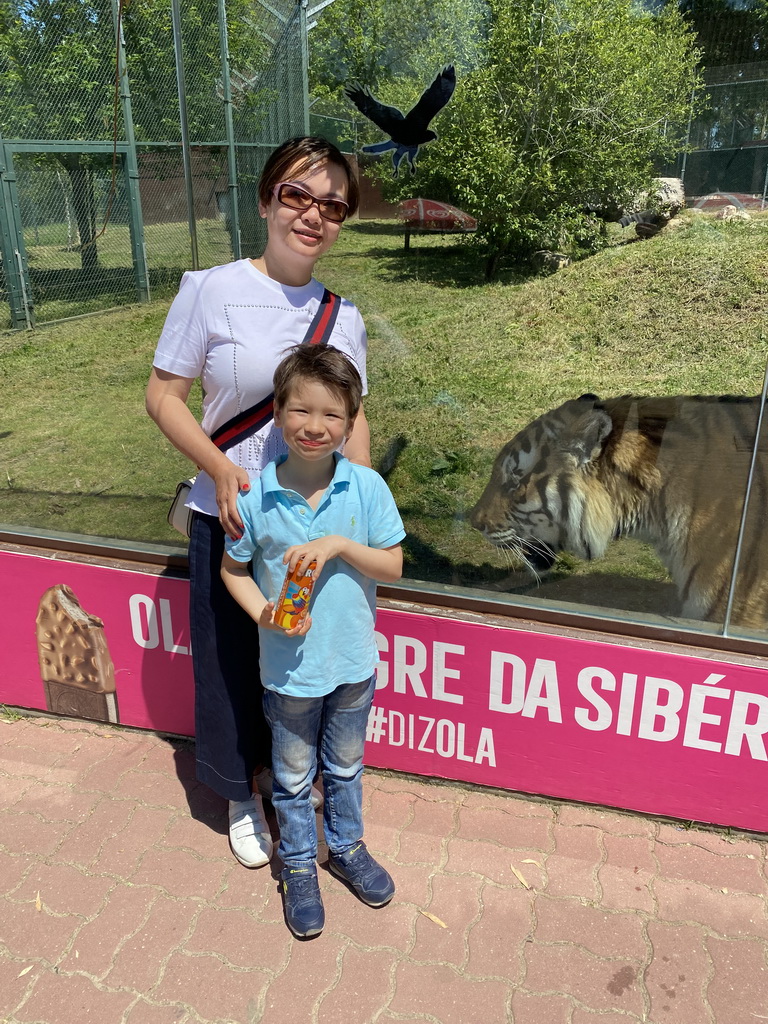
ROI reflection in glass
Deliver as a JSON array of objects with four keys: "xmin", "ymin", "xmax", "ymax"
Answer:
[{"xmin": 468, "ymin": 389, "xmax": 767, "ymax": 637}]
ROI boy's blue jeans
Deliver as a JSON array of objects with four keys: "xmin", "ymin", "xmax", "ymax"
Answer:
[{"xmin": 263, "ymin": 675, "xmax": 376, "ymax": 869}]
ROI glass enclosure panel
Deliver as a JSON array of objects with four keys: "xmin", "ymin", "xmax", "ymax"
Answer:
[
  {"xmin": 347, "ymin": 229, "xmax": 768, "ymax": 640},
  {"xmin": 1, "ymin": 0, "xmax": 766, "ymax": 648}
]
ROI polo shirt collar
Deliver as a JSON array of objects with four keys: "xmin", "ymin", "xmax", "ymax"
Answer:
[{"xmin": 261, "ymin": 451, "xmax": 352, "ymax": 496}]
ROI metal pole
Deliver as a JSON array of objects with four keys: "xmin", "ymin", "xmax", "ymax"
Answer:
[
  {"xmin": 217, "ymin": 0, "xmax": 241, "ymax": 260},
  {"xmin": 307, "ymin": 0, "xmax": 337, "ymax": 22},
  {"xmin": 111, "ymin": 0, "xmax": 149, "ymax": 302},
  {"xmin": 14, "ymin": 249, "xmax": 32, "ymax": 329},
  {"xmin": 171, "ymin": 0, "xmax": 199, "ymax": 271},
  {"xmin": 299, "ymin": 0, "xmax": 310, "ymax": 136},
  {"xmin": 0, "ymin": 137, "xmax": 33, "ymax": 328},
  {"xmin": 722, "ymin": 354, "xmax": 768, "ymax": 637},
  {"xmin": 679, "ymin": 85, "xmax": 695, "ymax": 186}
]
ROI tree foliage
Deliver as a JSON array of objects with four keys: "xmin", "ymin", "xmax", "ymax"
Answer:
[
  {"xmin": 309, "ymin": 0, "xmax": 488, "ymax": 117},
  {"xmin": 677, "ymin": 0, "xmax": 768, "ymax": 66},
  {"xmin": 368, "ymin": 0, "xmax": 702, "ymax": 276},
  {"xmin": 0, "ymin": 0, "xmax": 269, "ymax": 141},
  {"xmin": 0, "ymin": 0, "xmax": 268, "ymax": 267}
]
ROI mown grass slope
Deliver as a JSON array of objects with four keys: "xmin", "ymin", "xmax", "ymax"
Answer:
[{"xmin": 2, "ymin": 210, "xmax": 766, "ymax": 620}]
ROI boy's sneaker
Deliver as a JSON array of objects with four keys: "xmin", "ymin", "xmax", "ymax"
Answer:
[
  {"xmin": 280, "ymin": 865, "xmax": 325, "ymax": 938},
  {"xmin": 328, "ymin": 841, "xmax": 395, "ymax": 907}
]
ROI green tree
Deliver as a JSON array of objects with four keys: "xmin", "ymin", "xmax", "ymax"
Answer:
[
  {"xmin": 309, "ymin": 0, "xmax": 488, "ymax": 119},
  {"xmin": 364, "ymin": 0, "xmax": 701, "ymax": 277},
  {"xmin": 0, "ymin": 0, "xmax": 118, "ymax": 271}
]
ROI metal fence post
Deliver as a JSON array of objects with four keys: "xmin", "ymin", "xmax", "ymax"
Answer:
[
  {"xmin": 218, "ymin": 0, "xmax": 241, "ymax": 260},
  {"xmin": 679, "ymin": 85, "xmax": 695, "ymax": 188},
  {"xmin": 112, "ymin": 0, "xmax": 149, "ymax": 302},
  {"xmin": 171, "ymin": 0, "xmax": 200, "ymax": 272},
  {"xmin": 299, "ymin": 0, "xmax": 310, "ymax": 136},
  {"xmin": 722, "ymin": 352, "xmax": 768, "ymax": 638},
  {"xmin": 0, "ymin": 139, "xmax": 34, "ymax": 328}
]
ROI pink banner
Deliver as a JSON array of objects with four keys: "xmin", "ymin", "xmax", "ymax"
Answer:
[
  {"xmin": 2, "ymin": 549, "xmax": 194, "ymax": 736},
  {"xmin": 369, "ymin": 612, "xmax": 768, "ymax": 831},
  {"xmin": 2, "ymin": 546, "xmax": 767, "ymax": 831}
]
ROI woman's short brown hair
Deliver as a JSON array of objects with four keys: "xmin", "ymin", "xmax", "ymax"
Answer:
[
  {"xmin": 258, "ymin": 137, "xmax": 359, "ymax": 217},
  {"xmin": 273, "ymin": 344, "xmax": 363, "ymax": 420}
]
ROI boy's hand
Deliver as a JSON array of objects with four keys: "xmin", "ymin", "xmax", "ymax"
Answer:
[
  {"xmin": 282, "ymin": 536, "xmax": 403, "ymax": 585},
  {"xmin": 283, "ymin": 536, "xmax": 345, "ymax": 579},
  {"xmin": 258, "ymin": 600, "xmax": 312, "ymax": 637}
]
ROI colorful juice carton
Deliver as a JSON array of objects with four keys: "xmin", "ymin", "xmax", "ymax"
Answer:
[{"xmin": 274, "ymin": 559, "xmax": 317, "ymax": 630}]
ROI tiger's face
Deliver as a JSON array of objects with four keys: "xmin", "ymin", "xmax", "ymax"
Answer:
[
  {"xmin": 469, "ymin": 398, "xmax": 614, "ymax": 574},
  {"xmin": 470, "ymin": 438, "xmax": 564, "ymax": 570},
  {"xmin": 470, "ymin": 392, "xmax": 768, "ymax": 629}
]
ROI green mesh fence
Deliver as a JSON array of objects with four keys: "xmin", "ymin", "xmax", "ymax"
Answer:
[
  {"xmin": 0, "ymin": 2, "xmax": 766, "ymax": 328},
  {"xmin": 681, "ymin": 66, "xmax": 768, "ymax": 200},
  {"xmin": 0, "ymin": 0, "xmax": 308, "ymax": 328},
  {"xmin": 16, "ymin": 152, "xmax": 137, "ymax": 322},
  {"xmin": 665, "ymin": 4, "xmax": 768, "ymax": 205},
  {"xmin": 309, "ymin": 113, "xmax": 358, "ymax": 154}
]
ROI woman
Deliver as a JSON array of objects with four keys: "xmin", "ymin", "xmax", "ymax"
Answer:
[{"xmin": 146, "ymin": 137, "xmax": 371, "ymax": 868}]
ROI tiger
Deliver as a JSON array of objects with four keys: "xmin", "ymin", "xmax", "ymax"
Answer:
[
  {"xmin": 469, "ymin": 393, "xmax": 768, "ymax": 630},
  {"xmin": 617, "ymin": 210, "xmax": 670, "ymax": 237}
]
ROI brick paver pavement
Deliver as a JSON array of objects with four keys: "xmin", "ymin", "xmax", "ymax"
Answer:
[{"xmin": 1, "ymin": 711, "xmax": 766, "ymax": 1024}]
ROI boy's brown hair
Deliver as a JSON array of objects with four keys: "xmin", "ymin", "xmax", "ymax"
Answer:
[{"xmin": 273, "ymin": 344, "xmax": 363, "ymax": 419}]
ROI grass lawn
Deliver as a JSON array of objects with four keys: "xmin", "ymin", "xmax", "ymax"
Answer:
[
  {"xmin": 13, "ymin": 219, "xmax": 232, "ymax": 328},
  {"xmin": 2, "ymin": 210, "xmax": 767, "ymax": 625}
]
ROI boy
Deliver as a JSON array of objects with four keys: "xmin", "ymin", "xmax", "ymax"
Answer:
[{"xmin": 221, "ymin": 344, "xmax": 405, "ymax": 938}]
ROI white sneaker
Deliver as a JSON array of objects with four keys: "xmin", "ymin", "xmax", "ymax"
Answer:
[
  {"xmin": 254, "ymin": 767, "xmax": 323, "ymax": 810},
  {"xmin": 228, "ymin": 796, "xmax": 272, "ymax": 868}
]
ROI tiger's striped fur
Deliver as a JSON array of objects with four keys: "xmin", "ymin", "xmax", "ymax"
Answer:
[
  {"xmin": 618, "ymin": 210, "xmax": 670, "ymax": 237},
  {"xmin": 469, "ymin": 394, "xmax": 767, "ymax": 629}
]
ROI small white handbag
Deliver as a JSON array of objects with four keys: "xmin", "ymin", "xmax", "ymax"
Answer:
[{"xmin": 167, "ymin": 477, "xmax": 196, "ymax": 538}]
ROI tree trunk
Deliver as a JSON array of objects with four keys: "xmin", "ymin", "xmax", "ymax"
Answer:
[
  {"xmin": 484, "ymin": 251, "xmax": 501, "ymax": 281},
  {"xmin": 55, "ymin": 168, "xmax": 77, "ymax": 250},
  {"xmin": 57, "ymin": 154, "xmax": 99, "ymax": 273}
]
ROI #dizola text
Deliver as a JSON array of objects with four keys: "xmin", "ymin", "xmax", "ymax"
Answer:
[{"xmin": 374, "ymin": 633, "xmax": 768, "ymax": 761}]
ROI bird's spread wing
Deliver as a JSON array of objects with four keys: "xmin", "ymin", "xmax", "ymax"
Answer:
[
  {"xmin": 361, "ymin": 140, "xmax": 397, "ymax": 154},
  {"xmin": 344, "ymin": 84, "xmax": 405, "ymax": 136},
  {"xmin": 406, "ymin": 65, "xmax": 456, "ymax": 129}
]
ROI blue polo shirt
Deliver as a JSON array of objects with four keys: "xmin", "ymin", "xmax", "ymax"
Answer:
[{"xmin": 225, "ymin": 453, "xmax": 405, "ymax": 697}]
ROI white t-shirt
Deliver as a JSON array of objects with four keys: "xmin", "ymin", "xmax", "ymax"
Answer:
[{"xmin": 152, "ymin": 259, "xmax": 368, "ymax": 516}]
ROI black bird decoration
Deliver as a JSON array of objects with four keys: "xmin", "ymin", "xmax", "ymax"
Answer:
[{"xmin": 345, "ymin": 65, "xmax": 456, "ymax": 177}]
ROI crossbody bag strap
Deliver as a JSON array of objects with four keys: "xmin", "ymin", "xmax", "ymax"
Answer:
[{"xmin": 210, "ymin": 289, "xmax": 342, "ymax": 453}]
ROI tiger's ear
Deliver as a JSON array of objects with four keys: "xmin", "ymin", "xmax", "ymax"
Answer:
[{"xmin": 565, "ymin": 407, "xmax": 613, "ymax": 466}]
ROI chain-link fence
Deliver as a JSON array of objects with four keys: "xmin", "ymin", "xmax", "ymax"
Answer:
[
  {"xmin": 1, "ymin": 1, "xmax": 766, "ymax": 329},
  {"xmin": 0, "ymin": 0, "xmax": 309, "ymax": 328},
  {"xmin": 662, "ymin": 4, "xmax": 768, "ymax": 207},
  {"xmin": 678, "ymin": 63, "xmax": 768, "ymax": 201}
]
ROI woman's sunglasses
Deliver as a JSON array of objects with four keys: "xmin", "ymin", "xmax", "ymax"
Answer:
[{"xmin": 272, "ymin": 182, "xmax": 349, "ymax": 223}]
